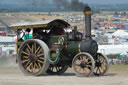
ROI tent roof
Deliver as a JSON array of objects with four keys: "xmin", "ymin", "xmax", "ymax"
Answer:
[{"xmin": 112, "ymin": 30, "xmax": 128, "ymax": 36}]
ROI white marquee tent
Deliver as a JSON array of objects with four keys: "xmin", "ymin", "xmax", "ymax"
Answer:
[{"xmin": 112, "ymin": 30, "xmax": 128, "ymax": 37}]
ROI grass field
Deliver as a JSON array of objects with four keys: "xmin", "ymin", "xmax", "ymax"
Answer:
[
  {"xmin": 109, "ymin": 64, "xmax": 128, "ymax": 71},
  {"xmin": 108, "ymin": 64, "xmax": 128, "ymax": 76}
]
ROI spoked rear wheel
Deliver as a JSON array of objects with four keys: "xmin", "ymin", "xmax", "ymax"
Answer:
[
  {"xmin": 18, "ymin": 39, "xmax": 49, "ymax": 76},
  {"xmin": 93, "ymin": 53, "xmax": 109, "ymax": 76},
  {"xmin": 46, "ymin": 64, "xmax": 68, "ymax": 75},
  {"xmin": 72, "ymin": 52, "xmax": 95, "ymax": 77}
]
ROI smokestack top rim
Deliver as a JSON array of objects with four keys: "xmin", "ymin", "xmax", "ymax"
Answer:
[{"xmin": 83, "ymin": 5, "xmax": 92, "ymax": 14}]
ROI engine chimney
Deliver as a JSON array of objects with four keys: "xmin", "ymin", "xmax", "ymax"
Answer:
[
  {"xmin": 79, "ymin": 5, "xmax": 98, "ymax": 55},
  {"xmin": 84, "ymin": 5, "xmax": 92, "ymax": 40}
]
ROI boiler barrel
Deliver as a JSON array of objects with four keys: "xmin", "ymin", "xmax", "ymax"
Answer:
[
  {"xmin": 64, "ymin": 42, "xmax": 80, "ymax": 56},
  {"xmin": 64, "ymin": 40, "xmax": 98, "ymax": 56}
]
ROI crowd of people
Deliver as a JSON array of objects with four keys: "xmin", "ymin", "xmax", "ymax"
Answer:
[{"xmin": 109, "ymin": 56, "xmax": 128, "ymax": 64}]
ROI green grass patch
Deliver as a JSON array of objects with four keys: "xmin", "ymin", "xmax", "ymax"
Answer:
[
  {"xmin": 107, "ymin": 54, "xmax": 120, "ymax": 59},
  {"xmin": 110, "ymin": 64, "xmax": 128, "ymax": 71}
]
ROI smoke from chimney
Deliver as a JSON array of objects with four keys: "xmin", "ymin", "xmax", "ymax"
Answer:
[{"xmin": 54, "ymin": 0, "xmax": 88, "ymax": 11}]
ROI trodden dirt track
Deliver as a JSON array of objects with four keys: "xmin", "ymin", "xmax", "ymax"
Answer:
[{"xmin": 0, "ymin": 65, "xmax": 128, "ymax": 85}]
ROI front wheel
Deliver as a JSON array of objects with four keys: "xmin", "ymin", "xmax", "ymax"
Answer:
[
  {"xmin": 93, "ymin": 53, "xmax": 109, "ymax": 76},
  {"xmin": 72, "ymin": 52, "xmax": 95, "ymax": 77}
]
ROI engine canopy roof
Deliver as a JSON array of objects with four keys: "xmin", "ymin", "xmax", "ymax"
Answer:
[{"xmin": 9, "ymin": 19, "xmax": 70, "ymax": 30}]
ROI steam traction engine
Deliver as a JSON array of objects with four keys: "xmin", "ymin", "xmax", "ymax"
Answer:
[{"xmin": 10, "ymin": 5, "xmax": 109, "ymax": 77}]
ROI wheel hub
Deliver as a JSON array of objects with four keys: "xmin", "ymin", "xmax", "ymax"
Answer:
[
  {"xmin": 29, "ymin": 54, "xmax": 37, "ymax": 62},
  {"xmin": 80, "ymin": 61, "xmax": 86, "ymax": 68},
  {"xmin": 95, "ymin": 61, "xmax": 102, "ymax": 67}
]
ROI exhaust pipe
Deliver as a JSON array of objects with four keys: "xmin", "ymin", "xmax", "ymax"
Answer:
[{"xmin": 83, "ymin": 5, "xmax": 92, "ymax": 40}]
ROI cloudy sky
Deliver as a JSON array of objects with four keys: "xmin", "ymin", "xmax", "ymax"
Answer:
[
  {"xmin": 0, "ymin": 0, "xmax": 128, "ymax": 9},
  {"xmin": 0, "ymin": 0, "xmax": 128, "ymax": 5},
  {"xmin": 80, "ymin": 0, "xmax": 128, "ymax": 4}
]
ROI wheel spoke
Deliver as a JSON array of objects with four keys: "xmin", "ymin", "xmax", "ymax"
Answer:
[
  {"xmin": 86, "ymin": 65, "xmax": 92, "ymax": 68},
  {"xmin": 39, "ymin": 57, "xmax": 44, "ymax": 60},
  {"xmin": 83, "ymin": 57, "xmax": 86, "ymax": 63},
  {"xmin": 100, "ymin": 56, "xmax": 103, "ymax": 61},
  {"xmin": 98, "ymin": 55, "xmax": 101, "ymax": 60},
  {"xmin": 101, "ymin": 64, "xmax": 106, "ymax": 69},
  {"xmin": 23, "ymin": 56, "xmax": 29, "ymax": 59},
  {"xmin": 80, "ymin": 56, "xmax": 83, "ymax": 62},
  {"xmin": 28, "ymin": 63, "xmax": 32, "ymax": 70},
  {"xmin": 87, "ymin": 61, "xmax": 92, "ymax": 64},
  {"xmin": 38, "ymin": 62, "xmax": 41, "ymax": 69},
  {"xmin": 81, "ymin": 68, "xmax": 85, "ymax": 73},
  {"xmin": 37, "ymin": 54, "xmax": 44, "ymax": 57},
  {"xmin": 86, "ymin": 58, "xmax": 89, "ymax": 62},
  {"xmin": 35, "ymin": 46, "xmax": 40, "ymax": 54},
  {"xmin": 27, "ymin": 44, "xmax": 32, "ymax": 53},
  {"xmin": 46, "ymin": 65, "xmax": 68, "ymax": 75},
  {"xmin": 33, "ymin": 63, "xmax": 36, "ymax": 72},
  {"xmin": 37, "ymin": 60, "xmax": 44, "ymax": 64},
  {"xmin": 26, "ymin": 65, "xmax": 31, "ymax": 72},
  {"xmin": 98, "ymin": 67, "xmax": 102, "ymax": 74},
  {"xmin": 100, "ymin": 66, "xmax": 104, "ymax": 71},
  {"xmin": 26, "ymin": 48, "xmax": 30, "ymax": 54},
  {"xmin": 83, "ymin": 68, "xmax": 86, "ymax": 73},
  {"xmin": 75, "ymin": 63, "xmax": 80, "ymax": 66},
  {"xmin": 101, "ymin": 59, "xmax": 105, "ymax": 64},
  {"xmin": 34, "ymin": 43, "xmax": 36, "ymax": 53},
  {"xmin": 22, "ymin": 59, "xmax": 29, "ymax": 63},
  {"xmin": 35, "ymin": 62, "xmax": 39, "ymax": 69},
  {"xmin": 79, "ymin": 59, "xmax": 83, "ymax": 63},
  {"xmin": 22, "ymin": 51, "xmax": 29, "ymax": 55},
  {"xmin": 56, "ymin": 67, "xmax": 59, "ymax": 72},
  {"xmin": 77, "ymin": 66, "xmax": 81, "ymax": 72},
  {"xmin": 25, "ymin": 60, "xmax": 30, "ymax": 67},
  {"xmin": 85, "ymin": 67, "xmax": 91, "ymax": 71},
  {"xmin": 31, "ymin": 63, "xmax": 34, "ymax": 72},
  {"xmin": 100, "ymin": 57, "xmax": 105, "ymax": 64},
  {"xmin": 96, "ymin": 67, "xmax": 99, "ymax": 73},
  {"xmin": 51, "ymin": 66, "xmax": 54, "ymax": 71},
  {"xmin": 84, "ymin": 57, "xmax": 88, "ymax": 63},
  {"xmin": 37, "ymin": 48, "xmax": 42, "ymax": 55},
  {"xmin": 94, "ymin": 67, "xmax": 97, "ymax": 72},
  {"xmin": 32, "ymin": 44, "xmax": 34, "ymax": 54}
]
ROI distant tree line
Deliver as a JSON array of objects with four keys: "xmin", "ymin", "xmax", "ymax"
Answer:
[{"xmin": 107, "ymin": 54, "xmax": 120, "ymax": 59}]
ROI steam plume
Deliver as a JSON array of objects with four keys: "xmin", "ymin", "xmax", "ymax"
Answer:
[{"xmin": 54, "ymin": 0, "xmax": 88, "ymax": 11}]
